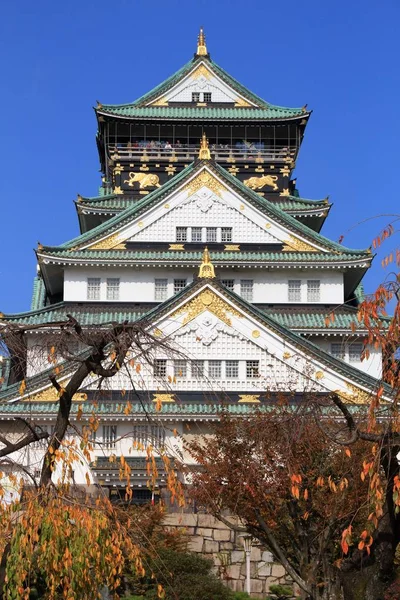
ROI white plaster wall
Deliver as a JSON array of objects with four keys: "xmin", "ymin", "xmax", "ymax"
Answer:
[
  {"xmin": 310, "ymin": 337, "xmax": 382, "ymax": 379},
  {"xmin": 162, "ymin": 68, "xmax": 239, "ymax": 104}
]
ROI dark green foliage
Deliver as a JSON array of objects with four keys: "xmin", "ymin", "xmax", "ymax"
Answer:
[
  {"xmin": 232, "ymin": 592, "xmax": 251, "ymax": 600},
  {"xmin": 266, "ymin": 584, "xmax": 295, "ymax": 599}
]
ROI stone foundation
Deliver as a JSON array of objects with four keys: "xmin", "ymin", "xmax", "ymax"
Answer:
[{"xmin": 163, "ymin": 512, "xmax": 293, "ymax": 598}]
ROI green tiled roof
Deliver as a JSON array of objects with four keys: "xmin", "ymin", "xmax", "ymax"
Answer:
[
  {"xmin": 275, "ymin": 196, "xmax": 330, "ymax": 212},
  {"xmin": 30, "ymin": 276, "xmax": 46, "ymax": 310},
  {"xmin": 97, "ymin": 56, "xmax": 307, "ymax": 121}
]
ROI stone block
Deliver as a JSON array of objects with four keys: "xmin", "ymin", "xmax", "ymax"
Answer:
[
  {"xmin": 225, "ymin": 564, "xmax": 242, "ymax": 580},
  {"xmin": 262, "ymin": 550, "xmax": 274, "ymax": 562},
  {"xmin": 230, "ymin": 550, "xmax": 245, "ymax": 563},
  {"xmin": 214, "ymin": 551, "xmax": 231, "ymax": 567},
  {"xmin": 220, "ymin": 541, "xmax": 234, "ymax": 550},
  {"xmin": 163, "ymin": 513, "xmax": 198, "ymax": 527},
  {"xmin": 187, "ymin": 536, "xmax": 204, "ymax": 552},
  {"xmin": 256, "ymin": 561, "xmax": 272, "ymax": 577},
  {"xmin": 214, "ymin": 528, "xmax": 231, "ymax": 541},
  {"xmin": 250, "ymin": 546, "xmax": 262, "ymax": 561},
  {"xmin": 204, "ymin": 539, "xmax": 219, "ymax": 553},
  {"xmin": 250, "ymin": 579, "xmax": 264, "ymax": 593},
  {"xmin": 196, "ymin": 527, "xmax": 213, "ymax": 537},
  {"xmin": 271, "ymin": 563, "xmax": 286, "ymax": 578},
  {"xmin": 197, "ymin": 514, "xmax": 216, "ymax": 528},
  {"xmin": 228, "ymin": 579, "xmax": 244, "ymax": 592}
]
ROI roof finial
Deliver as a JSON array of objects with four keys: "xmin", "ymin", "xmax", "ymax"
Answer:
[
  {"xmin": 198, "ymin": 133, "xmax": 211, "ymax": 160},
  {"xmin": 198, "ymin": 247, "xmax": 215, "ymax": 279},
  {"xmin": 196, "ymin": 26, "xmax": 208, "ymax": 56}
]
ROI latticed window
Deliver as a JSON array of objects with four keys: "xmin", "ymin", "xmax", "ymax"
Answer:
[
  {"xmin": 307, "ymin": 280, "xmax": 320, "ymax": 302},
  {"xmin": 226, "ymin": 360, "xmax": 239, "ymax": 378},
  {"xmin": 103, "ymin": 425, "xmax": 117, "ymax": 449},
  {"xmin": 240, "ymin": 280, "xmax": 253, "ymax": 301},
  {"xmin": 132, "ymin": 424, "xmax": 165, "ymax": 448},
  {"xmin": 155, "ymin": 279, "xmax": 168, "ymax": 301},
  {"xmin": 209, "ymin": 360, "xmax": 222, "ymax": 378},
  {"xmin": 154, "ymin": 359, "xmax": 167, "ymax": 377},
  {"xmin": 221, "ymin": 227, "xmax": 232, "ymax": 242},
  {"xmin": 206, "ymin": 227, "xmax": 217, "ymax": 243},
  {"xmin": 330, "ymin": 343, "xmax": 345, "ymax": 360},
  {"xmin": 174, "ymin": 279, "xmax": 187, "ymax": 294},
  {"xmin": 203, "ymin": 92, "xmax": 212, "ymax": 102},
  {"xmin": 191, "ymin": 227, "xmax": 202, "ymax": 242},
  {"xmin": 106, "ymin": 278, "xmax": 120, "ymax": 301},
  {"xmin": 87, "ymin": 278, "xmax": 101, "ymax": 300},
  {"xmin": 192, "ymin": 92, "xmax": 200, "ymax": 102},
  {"xmin": 349, "ymin": 343, "xmax": 363, "ymax": 362},
  {"xmin": 221, "ymin": 279, "xmax": 235, "ymax": 291},
  {"xmin": 174, "ymin": 360, "xmax": 187, "ymax": 378},
  {"xmin": 246, "ymin": 360, "xmax": 260, "ymax": 378},
  {"xmin": 192, "ymin": 360, "xmax": 204, "ymax": 378},
  {"xmin": 288, "ymin": 280, "xmax": 301, "ymax": 302},
  {"xmin": 176, "ymin": 227, "xmax": 187, "ymax": 242}
]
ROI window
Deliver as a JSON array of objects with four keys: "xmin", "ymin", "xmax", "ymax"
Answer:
[
  {"xmin": 103, "ymin": 425, "xmax": 117, "ymax": 449},
  {"xmin": 176, "ymin": 227, "xmax": 188, "ymax": 242},
  {"xmin": 206, "ymin": 227, "xmax": 217, "ymax": 243},
  {"xmin": 208, "ymin": 360, "xmax": 222, "ymax": 378},
  {"xmin": 154, "ymin": 359, "xmax": 167, "ymax": 377},
  {"xmin": 349, "ymin": 343, "xmax": 363, "ymax": 362},
  {"xmin": 191, "ymin": 227, "xmax": 202, "ymax": 243},
  {"xmin": 133, "ymin": 424, "xmax": 165, "ymax": 448},
  {"xmin": 246, "ymin": 360, "xmax": 260, "ymax": 378},
  {"xmin": 203, "ymin": 92, "xmax": 212, "ymax": 102},
  {"xmin": 155, "ymin": 279, "xmax": 168, "ymax": 301},
  {"xmin": 288, "ymin": 280, "xmax": 301, "ymax": 302},
  {"xmin": 307, "ymin": 280, "xmax": 320, "ymax": 302},
  {"xmin": 87, "ymin": 277, "xmax": 101, "ymax": 300},
  {"xmin": 221, "ymin": 279, "xmax": 235, "ymax": 291},
  {"xmin": 192, "ymin": 92, "xmax": 200, "ymax": 102},
  {"xmin": 192, "ymin": 360, "xmax": 204, "ymax": 378},
  {"xmin": 106, "ymin": 278, "xmax": 120, "ymax": 301},
  {"xmin": 221, "ymin": 227, "xmax": 233, "ymax": 242},
  {"xmin": 174, "ymin": 360, "xmax": 187, "ymax": 378},
  {"xmin": 330, "ymin": 343, "xmax": 345, "ymax": 360},
  {"xmin": 226, "ymin": 360, "xmax": 239, "ymax": 378},
  {"xmin": 240, "ymin": 280, "xmax": 254, "ymax": 302},
  {"xmin": 174, "ymin": 279, "xmax": 187, "ymax": 294}
]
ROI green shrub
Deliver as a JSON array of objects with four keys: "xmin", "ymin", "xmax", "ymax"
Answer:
[
  {"xmin": 266, "ymin": 584, "xmax": 294, "ymax": 599},
  {"xmin": 232, "ymin": 592, "xmax": 252, "ymax": 600}
]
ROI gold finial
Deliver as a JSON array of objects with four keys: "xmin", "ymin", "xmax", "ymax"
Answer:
[
  {"xmin": 196, "ymin": 27, "xmax": 208, "ymax": 56},
  {"xmin": 198, "ymin": 247, "xmax": 215, "ymax": 279},
  {"xmin": 198, "ymin": 133, "xmax": 211, "ymax": 160}
]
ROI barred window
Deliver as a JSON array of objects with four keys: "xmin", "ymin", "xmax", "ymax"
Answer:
[
  {"xmin": 330, "ymin": 343, "xmax": 345, "ymax": 360},
  {"xmin": 349, "ymin": 343, "xmax": 363, "ymax": 362},
  {"xmin": 209, "ymin": 360, "xmax": 222, "ymax": 378},
  {"xmin": 288, "ymin": 280, "xmax": 301, "ymax": 302},
  {"xmin": 174, "ymin": 360, "xmax": 187, "ymax": 378},
  {"xmin": 206, "ymin": 227, "xmax": 217, "ymax": 243},
  {"xmin": 191, "ymin": 227, "xmax": 202, "ymax": 242},
  {"xmin": 103, "ymin": 425, "xmax": 117, "ymax": 449},
  {"xmin": 174, "ymin": 279, "xmax": 187, "ymax": 294},
  {"xmin": 155, "ymin": 279, "xmax": 168, "ymax": 301},
  {"xmin": 192, "ymin": 360, "xmax": 204, "ymax": 378},
  {"xmin": 221, "ymin": 279, "xmax": 235, "ymax": 291},
  {"xmin": 176, "ymin": 227, "xmax": 188, "ymax": 242},
  {"xmin": 226, "ymin": 360, "xmax": 239, "ymax": 378},
  {"xmin": 87, "ymin": 278, "xmax": 101, "ymax": 300},
  {"xmin": 133, "ymin": 424, "xmax": 165, "ymax": 448},
  {"xmin": 106, "ymin": 278, "xmax": 120, "ymax": 301},
  {"xmin": 240, "ymin": 280, "xmax": 253, "ymax": 302},
  {"xmin": 203, "ymin": 92, "xmax": 212, "ymax": 102},
  {"xmin": 154, "ymin": 359, "xmax": 167, "ymax": 377},
  {"xmin": 246, "ymin": 360, "xmax": 260, "ymax": 378},
  {"xmin": 221, "ymin": 227, "xmax": 232, "ymax": 242},
  {"xmin": 192, "ymin": 92, "xmax": 200, "ymax": 102},
  {"xmin": 307, "ymin": 280, "xmax": 320, "ymax": 302}
]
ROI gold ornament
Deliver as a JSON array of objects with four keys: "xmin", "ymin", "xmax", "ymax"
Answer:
[
  {"xmin": 89, "ymin": 233, "xmax": 126, "ymax": 250},
  {"xmin": 198, "ymin": 247, "xmax": 215, "ymax": 278},
  {"xmin": 224, "ymin": 244, "xmax": 240, "ymax": 252},
  {"xmin": 123, "ymin": 172, "xmax": 160, "ymax": 189},
  {"xmin": 172, "ymin": 289, "xmax": 242, "ymax": 327},
  {"xmin": 279, "ymin": 189, "xmax": 290, "ymax": 197},
  {"xmin": 169, "ymin": 244, "xmax": 185, "ymax": 250},
  {"xmin": 196, "ymin": 27, "xmax": 208, "ymax": 56},
  {"xmin": 282, "ymin": 235, "xmax": 318, "ymax": 252},
  {"xmin": 198, "ymin": 133, "xmax": 211, "ymax": 160},
  {"xmin": 238, "ymin": 395, "xmax": 260, "ymax": 403},
  {"xmin": 185, "ymin": 170, "xmax": 224, "ymax": 198},
  {"xmin": 243, "ymin": 175, "xmax": 278, "ymax": 191},
  {"xmin": 252, "ymin": 330, "xmax": 260, "ymax": 338},
  {"xmin": 234, "ymin": 97, "xmax": 252, "ymax": 108},
  {"xmin": 152, "ymin": 394, "xmax": 175, "ymax": 403}
]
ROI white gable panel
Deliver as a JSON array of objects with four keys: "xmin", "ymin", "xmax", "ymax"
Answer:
[{"xmin": 128, "ymin": 190, "xmax": 280, "ymax": 244}]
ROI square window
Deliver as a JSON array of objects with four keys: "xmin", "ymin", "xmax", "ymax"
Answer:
[
  {"xmin": 288, "ymin": 280, "xmax": 301, "ymax": 302},
  {"xmin": 192, "ymin": 92, "xmax": 200, "ymax": 103},
  {"xmin": 174, "ymin": 360, "xmax": 187, "ymax": 378},
  {"xmin": 246, "ymin": 360, "xmax": 259, "ymax": 378},
  {"xmin": 307, "ymin": 280, "xmax": 320, "ymax": 302},
  {"xmin": 176, "ymin": 227, "xmax": 187, "ymax": 242},
  {"xmin": 191, "ymin": 227, "xmax": 202, "ymax": 243},
  {"xmin": 208, "ymin": 360, "xmax": 222, "ymax": 378},
  {"xmin": 106, "ymin": 278, "xmax": 120, "ymax": 301},
  {"xmin": 155, "ymin": 279, "xmax": 168, "ymax": 301},
  {"xmin": 349, "ymin": 343, "xmax": 363, "ymax": 362},
  {"xmin": 87, "ymin": 277, "xmax": 101, "ymax": 300},
  {"xmin": 221, "ymin": 227, "xmax": 232, "ymax": 242},
  {"xmin": 206, "ymin": 227, "xmax": 217, "ymax": 243},
  {"xmin": 174, "ymin": 279, "xmax": 187, "ymax": 294},
  {"xmin": 192, "ymin": 360, "xmax": 204, "ymax": 378},
  {"xmin": 240, "ymin": 280, "xmax": 253, "ymax": 302},
  {"xmin": 103, "ymin": 425, "xmax": 117, "ymax": 449},
  {"xmin": 203, "ymin": 92, "xmax": 212, "ymax": 103},
  {"xmin": 221, "ymin": 279, "xmax": 235, "ymax": 291},
  {"xmin": 330, "ymin": 343, "xmax": 345, "ymax": 360},
  {"xmin": 226, "ymin": 360, "xmax": 239, "ymax": 378},
  {"xmin": 154, "ymin": 359, "xmax": 167, "ymax": 377}
]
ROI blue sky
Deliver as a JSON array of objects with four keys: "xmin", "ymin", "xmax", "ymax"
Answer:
[{"xmin": 0, "ymin": 0, "xmax": 398, "ymax": 313}]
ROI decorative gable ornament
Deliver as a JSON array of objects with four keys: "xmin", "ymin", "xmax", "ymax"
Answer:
[{"xmin": 198, "ymin": 247, "xmax": 215, "ymax": 279}]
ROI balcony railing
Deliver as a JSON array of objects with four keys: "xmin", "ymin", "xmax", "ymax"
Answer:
[{"xmin": 108, "ymin": 143, "xmax": 296, "ymax": 163}]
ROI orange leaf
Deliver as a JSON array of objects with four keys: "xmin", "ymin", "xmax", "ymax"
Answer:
[{"xmin": 345, "ymin": 448, "xmax": 351, "ymax": 458}]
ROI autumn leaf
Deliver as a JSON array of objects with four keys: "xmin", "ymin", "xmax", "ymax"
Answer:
[{"xmin": 19, "ymin": 380, "xmax": 26, "ymax": 396}]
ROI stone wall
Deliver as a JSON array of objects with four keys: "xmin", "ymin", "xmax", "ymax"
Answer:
[{"xmin": 163, "ymin": 512, "xmax": 292, "ymax": 598}]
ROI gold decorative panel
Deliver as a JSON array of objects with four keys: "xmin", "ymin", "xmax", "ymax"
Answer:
[
  {"xmin": 169, "ymin": 244, "xmax": 185, "ymax": 250},
  {"xmin": 279, "ymin": 189, "xmax": 290, "ymax": 197},
  {"xmin": 280, "ymin": 166, "xmax": 290, "ymax": 178},
  {"xmin": 171, "ymin": 289, "xmax": 242, "ymax": 327},
  {"xmin": 123, "ymin": 172, "xmax": 160, "ymax": 189},
  {"xmin": 234, "ymin": 97, "xmax": 252, "ymax": 107},
  {"xmin": 334, "ymin": 383, "xmax": 370, "ymax": 405},
  {"xmin": 282, "ymin": 235, "xmax": 318, "ymax": 253},
  {"xmin": 152, "ymin": 394, "xmax": 175, "ymax": 403},
  {"xmin": 25, "ymin": 384, "xmax": 88, "ymax": 403},
  {"xmin": 185, "ymin": 171, "xmax": 224, "ymax": 197},
  {"xmin": 224, "ymin": 244, "xmax": 240, "ymax": 252},
  {"xmin": 238, "ymin": 395, "xmax": 260, "ymax": 403},
  {"xmin": 90, "ymin": 233, "xmax": 126, "ymax": 250},
  {"xmin": 243, "ymin": 175, "xmax": 278, "ymax": 191},
  {"xmin": 150, "ymin": 97, "xmax": 168, "ymax": 106},
  {"xmin": 191, "ymin": 64, "xmax": 212, "ymax": 80}
]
